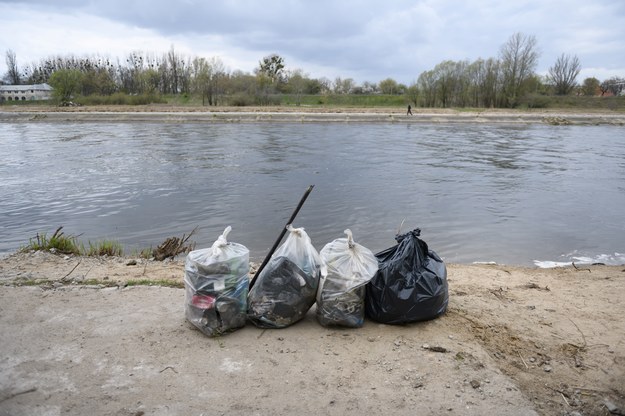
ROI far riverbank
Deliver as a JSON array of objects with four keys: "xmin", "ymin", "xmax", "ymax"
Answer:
[{"xmin": 1, "ymin": 105, "xmax": 625, "ymax": 125}]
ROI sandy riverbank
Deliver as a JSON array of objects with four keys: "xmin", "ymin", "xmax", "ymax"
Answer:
[
  {"xmin": 1, "ymin": 251, "xmax": 624, "ymax": 415},
  {"xmin": 1, "ymin": 105, "xmax": 624, "ymax": 125}
]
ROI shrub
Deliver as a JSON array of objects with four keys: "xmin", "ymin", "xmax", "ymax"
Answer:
[
  {"xmin": 86, "ymin": 240, "xmax": 124, "ymax": 257},
  {"xmin": 228, "ymin": 93, "xmax": 254, "ymax": 106},
  {"xmin": 517, "ymin": 93, "xmax": 551, "ymax": 109}
]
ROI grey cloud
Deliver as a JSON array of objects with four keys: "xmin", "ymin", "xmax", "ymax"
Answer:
[{"xmin": 2, "ymin": 0, "xmax": 624, "ymax": 82}]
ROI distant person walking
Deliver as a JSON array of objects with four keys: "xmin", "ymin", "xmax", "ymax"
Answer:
[{"xmin": 407, "ymin": 104, "xmax": 413, "ymax": 115}]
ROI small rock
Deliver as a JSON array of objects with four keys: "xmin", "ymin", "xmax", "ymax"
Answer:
[
  {"xmin": 422, "ymin": 345, "xmax": 448, "ymax": 353},
  {"xmin": 543, "ymin": 365, "xmax": 552, "ymax": 373},
  {"xmin": 470, "ymin": 380, "xmax": 481, "ymax": 389},
  {"xmin": 126, "ymin": 259, "xmax": 137, "ymax": 266},
  {"xmin": 604, "ymin": 399, "xmax": 622, "ymax": 414}
]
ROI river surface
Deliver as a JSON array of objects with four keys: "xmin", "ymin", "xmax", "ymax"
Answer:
[{"xmin": 1, "ymin": 121, "xmax": 624, "ymax": 267}]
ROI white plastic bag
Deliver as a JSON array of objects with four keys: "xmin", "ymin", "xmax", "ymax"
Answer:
[
  {"xmin": 317, "ymin": 229, "xmax": 378, "ymax": 327},
  {"xmin": 247, "ymin": 224, "xmax": 324, "ymax": 328},
  {"xmin": 184, "ymin": 226, "xmax": 249, "ymax": 336}
]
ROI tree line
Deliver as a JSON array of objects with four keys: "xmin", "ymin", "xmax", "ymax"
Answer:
[{"xmin": 2, "ymin": 33, "xmax": 624, "ymax": 108}]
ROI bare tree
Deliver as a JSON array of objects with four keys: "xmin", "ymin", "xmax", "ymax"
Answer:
[
  {"xmin": 332, "ymin": 77, "xmax": 355, "ymax": 94},
  {"xmin": 316, "ymin": 77, "xmax": 332, "ymax": 94},
  {"xmin": 191, "ymin": 56, "xmax": 226, "ymax": 105},
  {"xmin": 498, "ymin": 33, "xmax": 540, "ymax": 107},
  {"xmin": 601, "ymin": 77, "xmax": 625, "ymax": 96},
  {"xmin": 548, "ymin": 54, "xmax": 581, "ymax": 95},
  {"xmin": 4, "ymin": 49, "xmax": 21, "ymax": 84}
]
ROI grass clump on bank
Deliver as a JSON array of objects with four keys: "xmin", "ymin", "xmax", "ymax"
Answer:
[
  {"xmin": 20, "ymin": 226, "xmax": 196, "ymax": 261},
  {"xmin": 22, "ymin": 226, "xmax": 81, "ymax": 255},
  {"xmin": 85, "ymin": 240, "xmax": 124, "ymax": 257}
]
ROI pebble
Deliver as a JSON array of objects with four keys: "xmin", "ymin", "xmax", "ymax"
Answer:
[
  {"xmin": 604, "ymin": 400, "xmax": 622, "ymax": 414},
  {"xmin": 543, "ymin": 365, "xmax": 552, "ymax": 373}
]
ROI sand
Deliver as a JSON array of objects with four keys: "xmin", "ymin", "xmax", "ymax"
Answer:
[
  {"xmin": 0, "ymin": 250, "xmax": 624, "ymax": 416},
  {"xmin": 1, "ymin": 104, "xmax": 624, "ymax": 125}
]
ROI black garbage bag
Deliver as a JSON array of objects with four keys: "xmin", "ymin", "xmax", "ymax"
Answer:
[
  {"xmin": 247, "ymin": 225, "xmax": 323, "ymax": 328},
  {"xmin": 365, "ymin": 228, "xmax": 448, "ymax": 324}
]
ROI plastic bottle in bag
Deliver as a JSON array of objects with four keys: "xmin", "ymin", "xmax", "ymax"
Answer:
[
  {"xmin": 317, "ymin": 229, "xmax": 378, "ymax": 328},
  {"xmin": 247, "ymin": 225, "xmax": 324, "ymax": 328},
  {"xmin": 184, "ymin": 226, "xmax": 249, "ymax": 336}
]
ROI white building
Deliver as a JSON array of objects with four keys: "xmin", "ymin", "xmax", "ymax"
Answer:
[{"xmin": 0, "ymin": 83, "xmax": 53, "ymax": 101}]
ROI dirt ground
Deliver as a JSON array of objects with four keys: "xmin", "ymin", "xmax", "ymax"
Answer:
[{"xmin": 0, "ymin": 251, "xmax": 624, "ymax": 416}]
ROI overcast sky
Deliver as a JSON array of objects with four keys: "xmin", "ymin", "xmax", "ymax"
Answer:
[{"xmin": 1, "ymin": 0, "xmax": 624, "ymax": 85}]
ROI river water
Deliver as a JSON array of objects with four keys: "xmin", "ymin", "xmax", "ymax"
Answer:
[{"xmin": 1, "ymin": 120, "xmax": 624, "ymax": 267}]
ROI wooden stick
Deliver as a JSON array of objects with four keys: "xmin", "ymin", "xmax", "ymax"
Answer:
[
  {"xmin": 249, "ymin": 185, "xmax": 314, "ymax": 290},
  {"xmin": 518, "ymin": 351, "xmax": 529, "ymax": 369},
  {"xmin": 60, "ymin": 259, "xmax": 82, "ymax": 281}
]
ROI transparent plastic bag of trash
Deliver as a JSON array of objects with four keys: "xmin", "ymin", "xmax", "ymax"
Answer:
[
  {"xmin": 247, "ymin": 225, "xmax": 324, "ymax": 328},
  {"xmin": 316, "ymin": 229, "xmax": 378, "ymax": 328},
  {"xmin": 365, "ymin": 228, "xmax": 448, "ymax": 324},
  {"xmin": 184, "ymin": 226, "xmax": 249, "ymax": 336}
]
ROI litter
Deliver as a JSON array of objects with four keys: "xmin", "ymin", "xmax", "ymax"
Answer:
[
  {"xmin": 184, "ymin": 226, "xmax": 249, "ymax": 336},
  {"xmin": 247, "ymin": 225, "xmax": 324, "ymax": 328},
  {"xmin": 365, "ymin": 228, "xmax": 448, "ymax": 324},
  {"xmin": 316, "ymin": 229, "xmax": 378, "ymax": 327}
]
